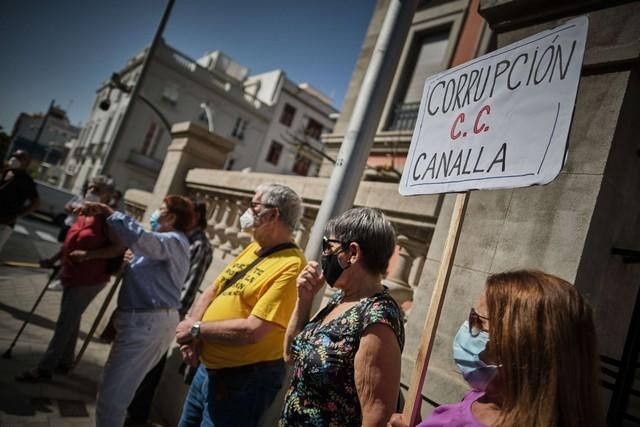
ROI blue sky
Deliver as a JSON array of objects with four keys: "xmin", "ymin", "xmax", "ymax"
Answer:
[{"xmin": 0, "ymin": 1, "xmax": 375, "ymax": 131}]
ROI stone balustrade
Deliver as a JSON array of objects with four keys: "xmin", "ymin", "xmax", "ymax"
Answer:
[
  {"xmin": 123, "ymin": 189, "xmax": 153, "ymax": 221},
  {"xmin": 125, "ymin": 168, "xmax": 440, "ymax": 304}
]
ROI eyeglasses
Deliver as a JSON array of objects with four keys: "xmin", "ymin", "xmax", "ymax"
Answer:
[
  {"xmin": 469, "ymin": 307, "xmax": 490, "ymax": 337},
  {"xmin": 322, "ymin": 236, "xmax": 347, "ymax": 254},
  {"xmin": 250, "ymin": 201, "xmax": 276, "ymax": 211}
]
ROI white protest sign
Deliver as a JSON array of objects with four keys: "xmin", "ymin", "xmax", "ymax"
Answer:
[{"xmin": 399, "ymin": 17, "xmax": 588, "ymax": 196}]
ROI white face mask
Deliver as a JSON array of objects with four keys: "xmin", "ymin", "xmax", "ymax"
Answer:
[
  {"xmin": 239, "ymin": 209, "xmax": 256, "ymax": 231},
  {"xmin": 84, "ymin": 192, "xmax": 101, "ymax": 203},
  {"xmin": 7, "ymin": 157, "xmax": 21, "ymax": 169}
]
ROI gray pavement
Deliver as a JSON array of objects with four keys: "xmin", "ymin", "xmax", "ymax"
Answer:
[{"xmin": 0, "ymin": 217, "xmax": 113, "ymax": 426}]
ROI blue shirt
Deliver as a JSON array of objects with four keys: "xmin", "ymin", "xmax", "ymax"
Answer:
[{"xmin": 107, "ymin": 211, "xmax": 190, "ymax": 310}]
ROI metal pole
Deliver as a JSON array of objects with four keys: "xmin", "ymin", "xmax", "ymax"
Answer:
[
  {"xmin": 101, "ymin": 0, "xmax": 175, "ymax": 176},
  {"xmin": 137, "ymin": 94, "xmax": 172, "ymax": 133},
  {"xmin": 3, "ymin": 265, "xmax": 61, "ymax": 359},
  {"xmin": 72, "ymin": 263, "xmax": 127, "ymax": 369},
  {"xmin": 304, "ymin": 0, "xmax": 417, "ymax": 264}
]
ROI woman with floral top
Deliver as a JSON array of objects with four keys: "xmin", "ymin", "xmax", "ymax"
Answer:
[{"xmin": 280, "ymin": 207, "xmax": 404, "ymax": 427}]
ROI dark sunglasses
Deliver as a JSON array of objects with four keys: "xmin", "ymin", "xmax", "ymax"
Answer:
[
  {"xmin": 322, "ymin": 236, "xmax": 347, "ymax": 253},
  {"xmin": 469, "ymin": 307, "xmax": 490, "ymax": 337}
]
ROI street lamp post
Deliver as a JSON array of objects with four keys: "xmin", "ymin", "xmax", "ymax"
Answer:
[
  {"xmin": 101, "ymin": 0, "xmax": 175, "ymax": 175},
  {"xmin": 99, "ymin": 73, "xmax": 172, "ymax": 133}
]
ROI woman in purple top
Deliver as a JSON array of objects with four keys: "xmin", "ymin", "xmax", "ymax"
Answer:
[{"xmin": 390, "ymin": 270, "xmax": 600, "ymax": 427}]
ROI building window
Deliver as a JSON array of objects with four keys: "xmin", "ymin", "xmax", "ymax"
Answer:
[
  {"xmin": 280, "ymin": 104, "xmax": 296, "ymax": 127},
  {"xmin": 231, "ymin": 117, "xmax": 248, "ymax": 140},
  {"xmin": 149, "ymin": 128, "xmax": 164, "ymax": 158},
  {"xmin": 141, "ymin": 122, "xmax": 157, "ymax": 155},
  {"xmin": 389, "ymin": 29, "xmax": 450, "ymax": 130},
  {"xmin": 304, "ymin": 118, "xmax": 323, "ymax": 140},
  {"xmin": 162, "ymin": 82, "xmax": 179, "ymax": 104},
  {"xmin": 292, "ymin": 154, "xmax": 312, "ymax": 176},
  {"xmin": 266, "ymin": 141, "xmax": 283, "ymax": 165}
]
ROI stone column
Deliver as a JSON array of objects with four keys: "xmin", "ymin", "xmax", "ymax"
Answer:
[
  {"xmin": 204, "ymin": 196, "xmax": 221, "ymax": 239},
  {"xmin": 408, "ymin": 252, "xmax": 426, "ymax": 288},
  {"xmin": 295, "ymin": 215, "xmax": 313, "ymax": 250},
  {"xmin": 144, "ymin": 121, "xmax": 236, "ymax": 223},
  {"xmin": 219, "ymin": 200, "xmax": 241, "ymax": 257},
  {"xmin": 402, "ymin": 237, "xmax": 427, "ymax": 288},
  {"xmin": 211, "ymin": 199, "xmax": 232, "ymax": 249},
  {"xmin": 383, "ymin": 234, "xmax": 415, "ymax": 305}
]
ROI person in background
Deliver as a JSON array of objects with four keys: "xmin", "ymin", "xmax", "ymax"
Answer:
[
  {"xmin": 388, "ymin": 270, "xmax": 600, "ymax": 427},
  {"xmin": 16, "ymin": 175, "xmax": 124, "ymax": 381},
  {"xmin": 0, "ymin": 150, "xmax": 40, "ymax": 252},
  {"xmin": 126, "ymin": 198, "xmax": 214, "ymax": 426},
  {"xmin": 80, "ymin": 195, "xmax": 194, "ymax": 427},
  {"xmin": 57, "ymin": 180, "xmax": 89, "ymax": 243},
  {"xmin": 109, "ymin": 190, "xmax": 123, "ymax": 211},
  {"xmin": 48, "ymin": 183, "xmax": 89, "ymax": 292},
  {"xmin": 279, "ymin": 207, "xmax": 404, "ymax": 427},
  {"xmin": 175, "ymin": 183, "xmax": 305, "ymax": 427}
]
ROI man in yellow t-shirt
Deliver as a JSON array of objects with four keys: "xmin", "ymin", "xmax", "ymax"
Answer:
[{"xmin": 175, "ymin": 184, "xmax": 305, "ymax": 427}]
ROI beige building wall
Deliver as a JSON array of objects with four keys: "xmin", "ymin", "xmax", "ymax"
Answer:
[
  {"xmin": 403, "ymin": 0, "xmax": 640, "ymax": 420},
  {"xmin": 320, "ymin": 0, "xmax": 640, "ymax": 420}
]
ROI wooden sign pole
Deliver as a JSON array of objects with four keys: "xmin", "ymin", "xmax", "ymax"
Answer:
[{"xmin": 402, "ymin": 191, "xmax": 470, "ymax": 426}]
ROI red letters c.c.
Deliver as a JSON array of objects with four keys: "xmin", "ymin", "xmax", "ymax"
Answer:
[{"xmin": 450, "ymin": 113, "xmax": 465, "ymax": 140}]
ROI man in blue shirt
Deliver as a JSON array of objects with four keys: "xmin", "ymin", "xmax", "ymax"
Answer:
[{"xmin": 80, "ymin": 195, "xmax": 194, "ymax": 427}]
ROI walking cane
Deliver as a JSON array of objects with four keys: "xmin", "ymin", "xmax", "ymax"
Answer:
[
  {"xmin": 3, "ymin": 264, "xmax": 61, "ymax": 359},
  {"xmin": 71, "ymin": 261, "xmax": 127, "ymax": 370}
]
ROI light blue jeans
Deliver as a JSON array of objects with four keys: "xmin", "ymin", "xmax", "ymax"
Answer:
[
  {"xmin": 178, "ymin": 360, "xmax": 286, "ymax": 427},
  {"xmin": 95, "ymin": 309, "xmax": 179, "ymax": 427}
]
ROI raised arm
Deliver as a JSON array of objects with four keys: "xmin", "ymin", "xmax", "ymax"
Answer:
[
  {"xmin": 355, "ymin": 324, "xmax": 402, "ymax": 427},
  {"xmin": 284, "ymin": 261, "xmax": 325, "ymax": 363},
  {"xmin": 106, "ymin": 210, "xmax": 184, "ymax": 260}
]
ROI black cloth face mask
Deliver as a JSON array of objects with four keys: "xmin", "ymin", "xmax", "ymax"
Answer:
[{"xmin": 321, "ymin": 251, "xmax": 350, "ymax": 287}]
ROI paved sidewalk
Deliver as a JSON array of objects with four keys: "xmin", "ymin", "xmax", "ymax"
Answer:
[{"xmin": 0, "ymin": 265, "xmax": 113, "ymax": 426}]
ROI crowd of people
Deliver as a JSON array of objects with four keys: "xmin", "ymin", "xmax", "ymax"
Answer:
[{"xmin": 2, "ymin": 150, "xmax": 601, "ymax": 427}]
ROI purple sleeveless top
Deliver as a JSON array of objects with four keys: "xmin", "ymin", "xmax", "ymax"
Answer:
[{"xmin": 418, "ymin": 390, "xmax": 488, "ymax": 427}]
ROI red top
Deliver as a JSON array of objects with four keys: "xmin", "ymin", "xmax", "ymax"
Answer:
[{"xmin": 59, "ymin": 214, "xmax": 110, "ymax": 287}]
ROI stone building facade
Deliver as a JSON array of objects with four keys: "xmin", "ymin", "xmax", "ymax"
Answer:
[{"xmin": 64, "ymin": 40, "xmax": 336, "ymax": 194}]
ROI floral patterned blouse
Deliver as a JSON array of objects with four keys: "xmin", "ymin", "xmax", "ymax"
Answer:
[{"xmin": 280, "ymin": 287, "xmax": 405, "ymax": 427}]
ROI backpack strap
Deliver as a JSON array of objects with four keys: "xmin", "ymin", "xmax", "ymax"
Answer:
[{"xmin": 218, "ymin": 242, "xmax": 298, "ymax": 295}]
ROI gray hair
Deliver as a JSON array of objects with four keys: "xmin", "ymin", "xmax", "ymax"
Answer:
[
  {"xmin": 256, "ymin": 183, "xmax": 302, "ymax": 230},
  {"xmin": 89, "ymin": 175, "xmax": 115, "ymax": 193},
  {"xmin": 325, "ymin": 207, "xmax": 396, "ymax": 275}
]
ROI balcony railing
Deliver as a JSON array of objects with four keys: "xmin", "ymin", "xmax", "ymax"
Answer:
[{"xmin": 388, "ymin": 101, "xmax": 420, "ymax": 131}]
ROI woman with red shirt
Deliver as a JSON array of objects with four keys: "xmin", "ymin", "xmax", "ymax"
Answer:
[{"xmin": 17, "ymin": 175, "xmax": 125, "ymax": 381}]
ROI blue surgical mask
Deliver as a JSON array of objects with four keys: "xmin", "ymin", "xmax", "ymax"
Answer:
[
  {"xmin": 452, "ymin": 320, "xmax": 498, "ymax": 391},
  {"xmin": 149, "ymin": 210, "xmax": 161, "ymax": 232}
]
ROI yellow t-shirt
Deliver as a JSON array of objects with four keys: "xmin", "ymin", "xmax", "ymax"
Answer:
[{"xmin": 200, "ymin": 241, "xmax": 305, "ymax": 369}]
